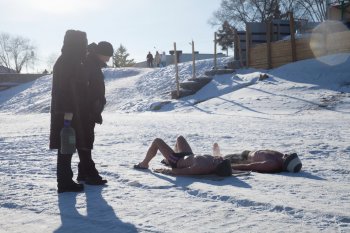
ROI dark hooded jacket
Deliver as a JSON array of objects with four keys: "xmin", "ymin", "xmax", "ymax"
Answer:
[
  {"xmin": 84, "ymin": 47, "xmax": 107, "ymax": 125},
  {"xmin": 50, "ymin": 30, "xmax": 95, "ymax": 150}
]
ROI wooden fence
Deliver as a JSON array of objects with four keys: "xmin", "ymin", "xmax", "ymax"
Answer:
[
  {"xmin": 248, "ymin": 29, "xmax": 350, "ymax": 69},
  {"xmin": 234, "ymin": 19, "xmax": 293, "ymax": 64}
]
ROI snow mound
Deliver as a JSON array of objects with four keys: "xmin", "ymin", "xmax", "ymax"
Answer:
[{"xmin": 0, "ymin": 54, "xmax": 349, "ymax": 114}]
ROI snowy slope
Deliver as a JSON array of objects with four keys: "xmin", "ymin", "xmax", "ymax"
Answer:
[{"xmin": 0, "ymin": 54, "xmax": 349, "ymax": 233}]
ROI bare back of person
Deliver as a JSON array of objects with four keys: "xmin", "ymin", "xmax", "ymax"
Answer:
[
  {"xmin": 176, "ymin": 154, "xmax": 223, "ymax": 174},
  {"xmin": 249, "ymin": 150, "xmax": 284, "ymax": 163},
  {"xmin": 228, "ymin": 150, "xmax": 285, "ymax": 173}
]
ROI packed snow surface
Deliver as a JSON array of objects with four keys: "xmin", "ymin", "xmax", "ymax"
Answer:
[{"xmin": 0, "ymin": 54, "xmax": 349, "ymax": 233}]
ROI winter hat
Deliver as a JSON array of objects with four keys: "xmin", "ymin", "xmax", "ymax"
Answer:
[
  {"xmin": 283, "ymin": 153, "xmax": 302, "ymax": 172},
  {"xmin": 87, "ymin": 42, "xmax": 98, "ymax": 54},
  {"xmin": 215, "ymin": 159, "xmax": 232, "ymax": 177},
  {"xmin": 96, "ymin": 41, "xmax": 114, "ymax": 57}
]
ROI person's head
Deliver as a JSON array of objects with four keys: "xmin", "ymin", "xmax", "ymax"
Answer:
[
  {"xmin": 96, "ymin": 41, "xmax": 114, "ymax": 63},
  {"xmin": 61, "ymin": 29, "xmax": 88, "ymax": 61},
  {"xmin": 241, "ymin": 150, "xmax": 250, "ymax": 160},
  {"xmin": 214, "ymin": 159, "xmax": 232, "ymax": 177},
  {"xmin": 87, "ymin": 42, "xmax": 98, "ymax": 54},
  {"xmin": 282, "ymin": 153, "xmax": 302, "ymax": 172}
]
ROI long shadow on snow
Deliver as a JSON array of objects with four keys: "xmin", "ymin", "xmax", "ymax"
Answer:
[
  {"xmin": 215, "ymin": 96, "xmax": 271, "ymax": 115},
  {"xmin": 156, "ymin": 79, "xmax": 257, "ymax": 113},
  {"xmin": 151, "ymin": 172, "xmax": 252, "ymax": 189},
  {"xmin": 54, "ymin": 186, "xmax": 138, "ymax": 233}
]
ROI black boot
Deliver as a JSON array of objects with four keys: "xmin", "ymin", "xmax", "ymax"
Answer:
[
  {"xmin": 57, "ymin": 151, "xmax": 84, "ymax": 193},
  {"xmin": 78, "ymin": 149, "xmax": 107, "ymax": 185},
  {"xmin": 57, "ymin": 182, "xmax": 84, "ymax": 193},
  {"xmin": 77, "ymin": 162, "xmax": 86, "ymax": 182},
  {"xmin": 85, "ymin": 176, "xmax": 107, "ymax": 185}
]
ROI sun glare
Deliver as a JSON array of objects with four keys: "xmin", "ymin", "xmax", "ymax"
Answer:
[{"xmin": 310, "ymin": 20, "xmax": 349, "ymax": 66}]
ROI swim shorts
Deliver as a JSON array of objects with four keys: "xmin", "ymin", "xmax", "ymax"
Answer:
[{"xmin": 168, "ymin": 152, "xmax": 193, "ymax": 168}]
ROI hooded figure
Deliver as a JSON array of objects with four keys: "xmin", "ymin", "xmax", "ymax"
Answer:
[{"xmin": 50, "ymin": 29, "xmax": 88, "ymax": 193}]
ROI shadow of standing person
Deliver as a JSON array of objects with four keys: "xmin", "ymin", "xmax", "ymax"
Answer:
[
  {"xmin": 54, "ymin": 193, "xmax": 87, "ymax": 233},
  {"xmin": 85, "ymin": 186, "xmax": 138, "ymax": 232},
  {"xmin": 55, "ymin": 187, "xmax": 138, "ymax": 233}
]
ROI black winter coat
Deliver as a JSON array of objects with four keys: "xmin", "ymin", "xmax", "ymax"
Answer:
[
  {"xmin": 49, "ymin": 54, "xmax": 95, "ymax": 150},
  {"xmin": 84, "ymin": 53, "xmax": 107, "ymax": 125}
]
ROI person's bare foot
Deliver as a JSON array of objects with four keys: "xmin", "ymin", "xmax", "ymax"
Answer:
[{"xmin": 213, "ymin": 143, "xmax": 221, "ymax": 156}]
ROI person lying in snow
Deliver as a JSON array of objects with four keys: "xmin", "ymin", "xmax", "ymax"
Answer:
[
  {"xmin": 224, "ymin": 149, "xmax": 302, "ymax": 173},
  {"xmin": 134, "ymin": 136, "xmax": 232, "ymax": 177}
]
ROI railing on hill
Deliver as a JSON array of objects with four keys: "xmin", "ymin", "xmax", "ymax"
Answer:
[
  {"xmin": 0, "ymin": 73, "xmax": 45, "ymax": 91},
  {"xmin": 0, "ymin": 73, "xmax": 44, "ymax": 83}
]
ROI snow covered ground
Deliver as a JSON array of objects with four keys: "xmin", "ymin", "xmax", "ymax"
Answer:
[{"xmin": 0, "ymin": 54, "xmax": 349, "ymax": 233}]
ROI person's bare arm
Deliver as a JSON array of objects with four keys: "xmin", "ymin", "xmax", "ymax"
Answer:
[
  {"xmin": 171, "ymin": 167, "xmax": 204, "ymax": 175},
  {"xmin": 153, "ymin": 166, "xmax": 206, "ymax": 176},
  {"xmin": 232, "ymin": 160, "xmax": 281, "ymax": 173}
]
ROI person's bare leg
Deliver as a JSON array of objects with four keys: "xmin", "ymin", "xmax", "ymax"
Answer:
[
  {"xmin": 174, "ymin": 140, "xmax": 179, "ymax": 153},
  {"xmin": 175, "ymin": 136, "xmax": 193, "ymax": 153},
  {"xmin": 138, "ymin": 138, "xmax": 174, "ymax": 168},
  {"xmin": 165, "ymin": 136, "xmax": 192, "ymax": 166}
]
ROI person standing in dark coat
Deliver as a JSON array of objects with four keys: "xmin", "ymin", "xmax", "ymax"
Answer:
[
  {"xmin": 50, "ymin": 30, "xmax": 88, "ymax": 193},
  {"xmin": 76, "ymin": 41, "xmax": 113, "ymax": 185},
  {"xmin": 146, "ymin": 51, "xmax": 153, "ymax": 67}
]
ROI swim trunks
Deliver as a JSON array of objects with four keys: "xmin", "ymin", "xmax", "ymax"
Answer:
[{"xmin": 168, "ymin": 152, "xmax": 193, "ymax": 168}]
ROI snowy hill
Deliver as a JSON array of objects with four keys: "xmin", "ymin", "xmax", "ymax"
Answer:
[
  {"xmin": 0, "ymin": 54, "xmax": 349, "ymax": 233},
  {"xmin": 0, "ymin": 58, "xmax": 236, "ymax": 113}
]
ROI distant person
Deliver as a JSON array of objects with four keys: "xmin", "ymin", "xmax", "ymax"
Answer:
[
  {"xmin": 224, "ymin": 149, "xmax": 302, "ymax": 173},
  {"xmin": 50, "ymin": 29, "xmax": 88, "ymax": 193},
  {"xmin": 76, "ymin": 41, "xmax": 114, "ymax": 185},
  {"xmin": 146, "ymin": 51, "xmax": 153, "ymax": 67},
  {"xmin": 154, "ymin": 51, "xmax": 161, "ymax": 67},
  {"xmin": 134, "ymin": 136, "xmax": 232, "ymax": 177},
  {"xmin": 160, "ymin": 51, "xmax": 167, "ymax": 67}
]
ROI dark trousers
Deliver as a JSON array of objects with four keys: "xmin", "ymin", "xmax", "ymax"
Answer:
[
  {"xmin": 77, "ymin": 149, "xmax": 100, "ymax": 179},
  {"xmin": 56, "ymin": 151, "xmax": 73, "ymax": 187}
]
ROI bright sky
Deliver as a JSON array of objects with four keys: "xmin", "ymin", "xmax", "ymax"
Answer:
[{"xmin": 0, "ymin": 0, "xmax": 222, "ymax": 72}]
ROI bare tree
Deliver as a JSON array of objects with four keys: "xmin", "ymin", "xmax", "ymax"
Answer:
[
  {"xmin": 209, "ymin": 0, "xmax": 327, "ymax": 30},
  {"xmin": 0, "ymin": 32, "xmax": 36, "ymax": 73},
  {"xmin": 46, "ymin": 53, "xmax": 59, "ymax": 73},
  {"xmin": 0, "ymin": 33, "xmax": 11, "ymax": 69},
  {"xmin": 294, "ymin": 0, "xmax": 327, "ymax": 22}
]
